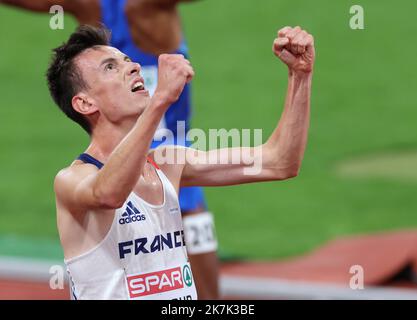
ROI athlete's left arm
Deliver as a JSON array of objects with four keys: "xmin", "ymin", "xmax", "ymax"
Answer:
[{"xmin": 176, "ymin": 26, "xmax": 315, "ymax": 187}]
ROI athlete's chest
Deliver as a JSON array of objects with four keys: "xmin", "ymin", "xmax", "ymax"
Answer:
[
  {"xmin": 115, "ymin": 187, "xmax": 184, "ymax": 260},
  {"xmin": 131, "ymin": 163, "xmax": 164, "ymax": 206}
]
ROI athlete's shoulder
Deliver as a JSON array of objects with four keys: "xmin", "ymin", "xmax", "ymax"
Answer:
[
  {"xmin": 148, "ymin": 146, "xmax": 186, "ymax": 169},
  {"xmin": 54, "ymin": 161, "xmax": 98, "ymax": 200}
]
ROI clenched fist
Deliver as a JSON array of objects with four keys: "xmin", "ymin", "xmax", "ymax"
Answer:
[
  {"xmin": 273, "ymin": 26, "xmax": 315, "ymax": 74},
  {"xmin": 155, "ymin": 54, "xmax": 194, "ymax": 106}
]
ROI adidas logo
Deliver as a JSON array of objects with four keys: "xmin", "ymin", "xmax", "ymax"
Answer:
[{"xmin": 119, "ymin": 201, "xmax": 146, "ymax": 225}]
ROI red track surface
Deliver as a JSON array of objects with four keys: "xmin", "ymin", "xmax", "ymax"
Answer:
[
  {"xmin": 0, "ymin": 279, "xmax": 69, "ymax": 300},
  {"xmin": 1, "ymin": 230, "xmax": 416, "ymax": 300}
]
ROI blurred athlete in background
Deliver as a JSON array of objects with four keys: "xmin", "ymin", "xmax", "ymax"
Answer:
[{"xmin": 0, "ymin": 0, "xmax": 219, "ymax": 299}]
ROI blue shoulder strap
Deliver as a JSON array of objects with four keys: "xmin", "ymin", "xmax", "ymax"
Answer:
[
  {"xmin": 77, "ymin": 153, "xmax": 156, "ymax": 170},
  {"xmin": 77, "ymin": 153, "xmax": 104, "ymax": 169}
]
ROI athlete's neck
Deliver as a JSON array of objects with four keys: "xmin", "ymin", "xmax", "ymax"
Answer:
[{"xmin": 86, "ymin": 117, "xmax": 137, "ymax": 162}]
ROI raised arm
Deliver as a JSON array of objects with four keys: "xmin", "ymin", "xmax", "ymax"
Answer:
[
  {"xmin": 139, "ymin": 0, "xmax": 200, "ymax": 6},
  {"xmin": 179, "ymin": 26, "xmax": 314, "ymax": 187},
  {"xmin": 1, "ymin": 0, "xmax": 75, "ymax": 12},
  {"xmin": 55, "ymin": 54, "xmax": 194, "ymax": 210},
  {"xmin": 0, "ymin": 0, "xmax": 100, "ymax": 24}
]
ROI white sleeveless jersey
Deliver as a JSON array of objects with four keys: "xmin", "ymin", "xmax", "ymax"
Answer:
[{"xmin": 65, "ymin": 160, "xmax": 197, "ymax": 300}]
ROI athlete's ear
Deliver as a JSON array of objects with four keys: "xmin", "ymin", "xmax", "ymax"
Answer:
[{"xmin": 72, "ymin": 93, "xmax": 98, "ymax": 115}]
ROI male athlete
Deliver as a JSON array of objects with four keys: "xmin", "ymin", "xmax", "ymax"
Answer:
[
  {"xmin": 0, "ymin": 0, "xmax": 220, "ymax": 299},
  {"xmin": 47, "ymin": 24, "xmax": 314, "ymax": 299}
]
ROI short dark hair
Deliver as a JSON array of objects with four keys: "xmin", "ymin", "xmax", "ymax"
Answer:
[{"xmin": 46, "ymin": 25, "xmax": 110, "ymax": 134}]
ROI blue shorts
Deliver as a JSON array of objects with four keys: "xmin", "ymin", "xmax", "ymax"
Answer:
[
  {"xmin": 178, "ymin": 185, "xmax": 207, "ymax": 213},
  {"xmin": 151, "ymin": 138, "xmax": 207, "ymax": 213}
]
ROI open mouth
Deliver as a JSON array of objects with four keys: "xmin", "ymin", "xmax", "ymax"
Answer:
[{"xmin": 131, "ymin": 81, "xmax": 145, "ymax": 92}]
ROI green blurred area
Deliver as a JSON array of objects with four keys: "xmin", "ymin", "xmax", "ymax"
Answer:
[{"xmin": 0, "ymin": 0, "xmax": 417, "ymax": 260}]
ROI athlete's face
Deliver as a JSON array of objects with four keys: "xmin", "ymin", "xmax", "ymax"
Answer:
[{"xmin": 74, "ymin": 45, "xmax": 150, "ymax": 123}]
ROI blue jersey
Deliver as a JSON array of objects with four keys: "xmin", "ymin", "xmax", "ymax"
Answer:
[{"xmin": 101, "ymin": 0, "xmax": 192, "ymax": 147}]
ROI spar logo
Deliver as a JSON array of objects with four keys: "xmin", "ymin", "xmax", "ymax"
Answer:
[
  {"xmin": 183, "ymin": 265, "xmax": 192, "ymax": 287},
  {"xmin": 127, "ymin": 265, "xmax": 193, "ymax": 298}
]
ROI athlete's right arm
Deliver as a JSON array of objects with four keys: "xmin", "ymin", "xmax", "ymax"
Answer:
[{"xmin": 54, "ymin": 54, "xmax": 194, "ymax": 211}]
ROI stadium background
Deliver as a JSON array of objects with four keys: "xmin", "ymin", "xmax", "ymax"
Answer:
[{"xmin": 0, "ymin": 0, "xmax": 417, "ymax": 298}]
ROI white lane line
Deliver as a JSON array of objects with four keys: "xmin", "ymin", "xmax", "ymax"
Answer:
[
  {"xmin": 0, "ymin": 256, "xmax": 65, "ymax": 282},
  {"xmin": 220, "ymin": 275, "xmax": 417, "ymax": 300}
]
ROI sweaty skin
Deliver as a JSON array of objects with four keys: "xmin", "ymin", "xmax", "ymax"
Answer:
[
  {"xmin": 1, "ymin": 1, "xmax": 313, "ymax": 301},
  {"xmin": 0, "ymin": 0, "xmax": 223, "ymax": 299},
  {"xmin": 54, "ymin": 25, "xmax": 314, "ymax": 295}
]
